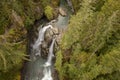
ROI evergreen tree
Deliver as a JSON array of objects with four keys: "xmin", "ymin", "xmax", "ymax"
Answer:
[{"xmin": 55, "ymin": 0, "xmax": 120, "ymax": 80}]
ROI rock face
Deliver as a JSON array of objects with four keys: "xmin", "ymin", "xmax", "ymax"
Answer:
[
  {"xmin": 66, "ymin": 0, "xmax": 74, "ymax": 13},
  {"xmin": 41, "ymin": 25, "xmax": 60, "ymax": 57},
  {"xmin": 59, "ymin": 7, "xmax": 67, "ymax": 16},
  {"xmin": 0, "ymin": 0, "xmax": 60, "ymax": 80}
]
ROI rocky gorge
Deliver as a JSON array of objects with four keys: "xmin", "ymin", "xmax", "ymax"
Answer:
[
  {"xmin": 0, "ymin": 0, "xmax": 120, "ymax": 80},
  {"xmin": 22, "ymin": 0, "xmax": 73, "ymax": 79},
  {"xmin": 0, "ymin": 0, "xmax": 73, "ymax": 80},
  {"xmin": 0, "ymin": 0, "xmax": 65, "ymax": 79}
]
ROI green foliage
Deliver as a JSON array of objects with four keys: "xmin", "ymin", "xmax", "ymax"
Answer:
[
  {"xmin": 55, "ymin": 50, "xmax": 63, "ymax": 80},
  {"xmin": 51, "ymin": 0, "xmax": 60, "ymax": 7},
  {"xmin": 24, "ymin": 17, "xmax": 33, "ymax": 29},
  {"xmin": 41, "ymin": 0, "xmax": 50, "ymax": 8},
  {"xmin": 0, "ymin": 43, "xmax": 26, "ymax": 72},
  {"xmin": 96, "ymin": 71, "xmax": 120, "ymax": 80},
  {"xmin": 0, "ymin": 0, "xmax": 44, "ymax": 31},
  {"xmin": 0, "ymin": 69, "xmax": 21, "ymax": 80},
  {"xmin": 71, "ymin": 0, "xmax": 83, "ymax": 12},
  {"xmin": 0, "ymin": 42, "xmax": 27, "ymax": 80},
  {"xmin": 91, "ymin": 0, "xmax": 105, "ymax": 11},
  {"xmin": 44, "ymin": 5, "xmax": 54, "ymax": 20},
  {"xmin": 0, "ymin": 0, "xmax": 60, "ymax": 79},
  {"xmin": 55, "ymin": 0, "xmax": 120, "ymax": 80},
  {"xmin": 0, "ymin": 1, "xmax": 11, "ymax": 34},
  {"xmin": 71, "ymin": 0, "xmax": 105, "ymax": 13},
  {"xmin": 62, "ymin": 0, "xmax": 94, "ymax": 50},
  {"xmin": 0, "ymin": 0, "xmax": 60, "ymax": 30},
  {"xmin": 41, "ymin": 0, "xmax": 60, "ymax": 8}
]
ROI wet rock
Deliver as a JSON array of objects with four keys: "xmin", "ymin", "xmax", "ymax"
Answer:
[
  {"xmin": 41, "ymin": 41, "xmax": 48, "ymax": 49},
  {"xmin": 52, "ymin": 27, "xmax": 59, "ymax": 35},
  {"xmin": 59, "ymin": 7, "xmax": 67, "ymax": 16},
  {"xmin": 52, "ymin": 69, "xmax": 59, "ymax": 80},
  {"xmin": 66, "ymin": 0, "xmax": 74, "ymax": 13},
  {"xmin": 45, "ymin": 26, "xmax": 59, "ymax": 43},
  {"xmin": 40, "ymin": 26, "xmax": 60, "ymax": 57},
  {"xmin": 41, "ymin": 42, "xmax": 48, "ymax": 58}
]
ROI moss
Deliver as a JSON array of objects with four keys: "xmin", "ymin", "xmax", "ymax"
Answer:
[{"xmin": 44, "ymin": 5, "xmax": 54, "ymax": 20}]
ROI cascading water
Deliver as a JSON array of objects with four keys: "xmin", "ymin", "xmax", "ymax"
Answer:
[
  {"xmin": 22, "ymin": 0, "xmax": 72, "ymax": 79},
  {"xmin": 42, "ymin": 38, "xmax": 56, "ymax": 80},
  {"xmin": 32, "ymin": 24, "xmax": 55, "ymax": 80},
  {"xmin": 33, "ymin": 25, "xmax": 53, "ymax": 56}
]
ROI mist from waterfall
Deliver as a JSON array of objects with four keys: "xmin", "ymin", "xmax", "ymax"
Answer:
[
  {"xmin": 32, "ymin": 24, "xmax": 55, "ymax": 80},
  {"xmin": 42, "ymin": 38, "xmax": 55, "ymax": 80}
]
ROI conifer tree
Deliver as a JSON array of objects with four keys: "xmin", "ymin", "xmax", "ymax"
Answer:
[{"xmin": 55, "ymin": 0, "xmax": 120, "ymax": 80}]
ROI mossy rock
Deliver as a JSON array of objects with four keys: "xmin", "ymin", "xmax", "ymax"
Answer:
[{"xmin": 44, "ymin": 5, "xmax": 54, "ymax": 20}]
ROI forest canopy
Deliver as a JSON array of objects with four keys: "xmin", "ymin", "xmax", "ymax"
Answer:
[
  {"xmin": 55, "ymin": 0, "xmax": 120, "ymax": 80},
  {"xmin": 0, "ymin": 0, "xmax": 120, "ymax": 80}
]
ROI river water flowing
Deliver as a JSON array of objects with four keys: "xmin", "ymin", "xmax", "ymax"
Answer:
[
  {"xmin": 42, "ymin": 38, "xmax": 56, "ymax": 80},
  {"xmin": 22, "ymin": 0, "xmax": 72, "ymax": 80},
  {"xmin": 33, "ymin": 25, "xmax": 53, "ymax": 56}
]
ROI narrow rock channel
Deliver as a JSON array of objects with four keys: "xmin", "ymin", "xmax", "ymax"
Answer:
[{"xmin": 22, "ymin": 0, "xmax": 72, "ymax": 80}]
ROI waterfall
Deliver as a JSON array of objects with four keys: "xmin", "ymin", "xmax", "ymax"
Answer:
[
  {"xmin": 42, "ymin": 38, "xmax": 56, "ymax": 80},
  {"xmin": 32, "ymin": 24, "xmax": 55, "ymax": 80},
  {"xmin": 22, "ymin": 1, "xmax": 72, "ymax": 79},
  {"xmin": 33, "ymin": 25, "xmax": 53, "ymax": 56}
]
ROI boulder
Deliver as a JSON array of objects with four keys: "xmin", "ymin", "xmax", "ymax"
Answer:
[
  {"xmin": 41, "ymin": 41, "xmax": 49, "ymax": 57},
  {"xmin": 44, "ymin": 26, "xmax": 59, "ymax": 43},
  {"xmin": 58, "ymin": 7, "xmax": 67, "ymax": 17},
  {"xmin": 40, "ymin": 26, "xmax": 59, "ymax": 57}
]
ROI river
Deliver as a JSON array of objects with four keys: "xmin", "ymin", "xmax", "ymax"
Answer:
[{"xmin": 22, "ymin": 0, "xmax": 72, "ymax": 80}]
